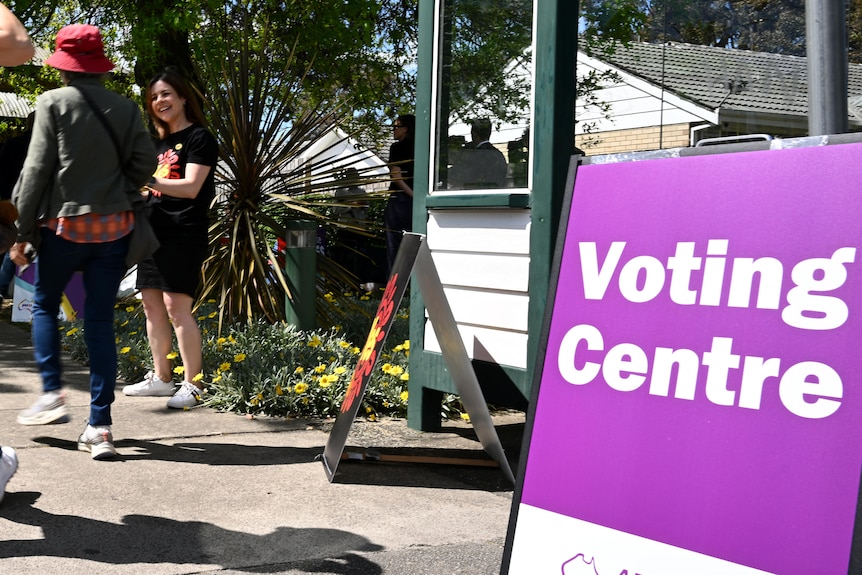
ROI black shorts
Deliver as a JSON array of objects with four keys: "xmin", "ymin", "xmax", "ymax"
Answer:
[{"xmin": 135, "ymin": 230, "xmax": 207, "ymax": 297}]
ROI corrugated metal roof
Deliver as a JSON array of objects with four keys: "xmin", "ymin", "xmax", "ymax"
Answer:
[
  {"xmin": 0, "ymin": 92, "xmax": 33, "ymax": 118},
  {"xmin": 601, "ymin": 41, "xmax": 862, "ymax": 118}
]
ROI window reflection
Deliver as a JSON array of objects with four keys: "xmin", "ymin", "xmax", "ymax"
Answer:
[{"xmin": 434, "ymin": 0, "xmax": 534, "ymax": 191}]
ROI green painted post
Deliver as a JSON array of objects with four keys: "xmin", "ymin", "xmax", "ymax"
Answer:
[{"xmin": 283, "ymin": 220, "xmax": 317, "ymax": 330}]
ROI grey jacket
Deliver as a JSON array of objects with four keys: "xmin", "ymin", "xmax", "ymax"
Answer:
[{"xmin": 12, "ymin": 77, "xmax": 156, "ymax": 244}]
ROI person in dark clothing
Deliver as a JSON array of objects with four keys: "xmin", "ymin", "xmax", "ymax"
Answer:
[
  {"xmin": 384, "ymin": 114, "xmax": 415, "ymax": 276},
  {"xmin": 0, "ymin": 112, "xmax": 33, "ymax": 298}
]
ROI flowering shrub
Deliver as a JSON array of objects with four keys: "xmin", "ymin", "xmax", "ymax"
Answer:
[{"xmin": 60, "ymin": 292, "xmax": 416, "ymax": 419}]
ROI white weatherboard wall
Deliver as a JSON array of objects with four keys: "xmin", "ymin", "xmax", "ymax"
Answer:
[
  {"xmin": 575, "ymin": 52, "xmax": 717, "ymax": 134},
  {"xmin": 424, "ymin": 208, "xmax": 531, "ymax": 369}
]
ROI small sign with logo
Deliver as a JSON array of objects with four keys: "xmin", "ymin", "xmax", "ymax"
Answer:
[{"xmin": 502, "ymin": 142, "xmax": 862, "ymax": 575}]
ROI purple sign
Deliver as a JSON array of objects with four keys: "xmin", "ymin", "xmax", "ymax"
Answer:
[{"xmin": 505, "ymin": 143, "xmax": 862, "ymax": 575}]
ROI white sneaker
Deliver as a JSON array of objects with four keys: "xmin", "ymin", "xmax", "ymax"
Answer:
[
  {"xmin": 77, "ymin": 425, "xmax": 116, "ymax": 460},
  {"xmin": 0, "ymin": 446, "xmax": 18, "ymax": 504},
  {"xmin": 17, "ymin": 391, "xmax": 70, "ymax": 425},
  {"xmin": 167, "ymin": 382, "xmax": 203, "ymax": 409},
  {"xmin": 123, "ymin": 371, "xmax": 176, "ymax": 396}
]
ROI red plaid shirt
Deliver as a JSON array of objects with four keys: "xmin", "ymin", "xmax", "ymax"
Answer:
[{"xmin": 44, "ymin": 211, "xmax": 134, "ymax": 243}]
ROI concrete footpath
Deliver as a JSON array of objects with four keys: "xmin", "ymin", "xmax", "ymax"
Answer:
[{"xmin": 0, "ymin": 313, "xmax": 525, "ymax": 575}]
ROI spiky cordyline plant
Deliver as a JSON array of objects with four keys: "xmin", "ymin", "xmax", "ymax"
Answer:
[{"xmin": 195, "ymin": 14, "xmax": 391, "ymax": 333}]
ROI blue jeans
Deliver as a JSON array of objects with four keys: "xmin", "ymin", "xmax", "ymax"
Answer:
[
  {"xmin": 0, "ymin": 252, "xmax": 14, "ymax": 297},
  {"xmin": 32, "ymin": 228, "xmax": 129, "ymax": 427}
]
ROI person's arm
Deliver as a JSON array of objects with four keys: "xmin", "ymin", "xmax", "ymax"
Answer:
[
  {"xmin": 149, "ymin": 163, "xmax": 211, "ymax": 199},
  {"xmin": 0, "ymin": 3, "xmax": 33, "ymax": 67},
  {"xmin": 389, "ymin": 165, "xmax": 413, "ymax": 197}
]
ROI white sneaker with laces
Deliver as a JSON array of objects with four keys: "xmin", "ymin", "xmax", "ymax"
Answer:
[
  {"xmin": 0, "ymin": 446, "xmax": 18, "ymax": 503},
  {"xmin": 122, "ymin": 371, "xmax": 176, "ymax": 396},
  {"xmin": 167, "ymin": 381, "xmax": 203, "ymax": 409},
  {"xmin": 77, "ymin": 425, "xmax": 116, "ymax": 460}
]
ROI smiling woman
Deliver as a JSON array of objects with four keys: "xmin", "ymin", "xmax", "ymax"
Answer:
[{"xmin": 122, "ymin": 69, "xmax": 219, "ymax": 410}]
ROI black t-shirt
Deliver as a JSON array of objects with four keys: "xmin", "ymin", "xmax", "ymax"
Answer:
[
  {"xmin": 151, "ymin": 124, "xmax": 218, "ymax": 234},
  {"xmin": 388, "ymin": 137, "xmax": 415, "ymax": 193}
]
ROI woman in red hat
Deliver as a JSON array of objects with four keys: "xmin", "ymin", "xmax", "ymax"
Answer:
[{"xmin": 10, "ymin": 24, "xmax": 157, "ymax": 460}]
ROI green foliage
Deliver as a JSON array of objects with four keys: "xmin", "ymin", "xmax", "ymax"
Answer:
[
  {"xmin": 193, "ymin": 8, "xmax": 393, "ymax": 330},
  {"xmin": 59, "ymin": 292, "xmax": 431, "ymax": 420},
  {"xmin": 632, "ymin": 0, "xmax": 806, "ymax": 55}
]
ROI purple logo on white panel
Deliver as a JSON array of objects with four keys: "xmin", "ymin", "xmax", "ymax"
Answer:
[{"xmin": 561, "ymin": 552, "xmax": 643, "ymax": 575}]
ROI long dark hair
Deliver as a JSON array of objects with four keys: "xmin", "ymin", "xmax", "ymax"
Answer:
[{"xmin": 145, "ymin": 68, "xmax": 207, "ymax": 138}]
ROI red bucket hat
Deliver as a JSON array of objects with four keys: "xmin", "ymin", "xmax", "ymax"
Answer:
[{"xmin": 44, "ymin": 24, "xmax": 114, "ymax": 74}]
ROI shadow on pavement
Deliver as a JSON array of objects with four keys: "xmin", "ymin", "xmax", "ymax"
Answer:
[
  {"xmin": 0, "ymin": 491, "xmax": 384, "ymax": 573},
  {"xmin": 30, "ymin": 436, "xmax": 516, "ymax": 492}
]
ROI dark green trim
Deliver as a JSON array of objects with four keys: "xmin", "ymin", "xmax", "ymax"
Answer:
[
  {"xmin": 408, "ymin": 0, "xmax": 435, "ymax": 430},
  {"xmin": 525, "ymin": 0, "xmax": 578, "ymax": 393},
  {"xmin": 425, "ymin": 193, "xmax": 530, "ymax": 209},
  {"xmin": 408, "ymin": 0, "xmax": 577, "ymax": 431}
]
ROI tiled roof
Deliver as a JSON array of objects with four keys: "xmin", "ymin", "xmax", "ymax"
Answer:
[{"xmin": 600, "ymin": 41, "xmax": 862, "ymax": 118}]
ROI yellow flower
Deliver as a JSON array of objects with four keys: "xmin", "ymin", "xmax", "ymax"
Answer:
[
  {"xmin": 166, "ymin": 351, "xmax": 178, "ymax": 360},
  {"xmin": 212, "ymin": 375, "xmax": 222, "ymax": 383},
  {"xmin": 208, "ymin": 311, "xmax": 217, "ymax": 318},
  {"xmin": 400, "ymin": 373, "xmax": 409, "ymax": 381},
  {"xmin": 275, "ymin": 385, "xmax": 283, "ymax": 396},
  {"xmin": 119, "ymin": 347, "xmax": 131, "ymax": 354},
  {"xmin": 394, "ymin": 344, "xmax": 403, "ymax": 352},
  {"xmin": 460, "ymin": 412, "xmax": 471, "ymax": 422},
  {"xmin": 120, "ymin": 320, "xmax": 129, "ymax": 327},
  {"xmin": 389, "ymin": 365, "xmax": 404, "ymax": 376},
  {"xmin": 130, "ymin": 331, "xmax": 137, "ymax": 335},
  {"xmin": 314, "ymin": 363, "xmax": 327, "ymax": 374},
  {"xmin": 207, "ymin": 299, "xmax": 216, "ymax": 303},
  {"xmin": 381, "ymin": 363, "xmax": 393, "ymax": 374},
  {"xmin": 173, "ymin": 366, "xmax": 185, "ymax": 375},
  {"xmin": 352, "ymin": 347, "xmax": 360, "ymax": 354},
  {"xmin": 66, "ymin": 327, "xmax": 79, "ymax": 336},
  {"xmin": 360, "ymin": 295, "xmax": 370, "ymax": 301},
  {"xmin": 338, "ymin": 341, "xmax": 351, "ymax": 349},
  {"xmin": 192, "ymin": 372, "xmax": 204, "ymax": 382},
  {"xmin": 324, "ymin": 292, "xmax": 336, "ymax": 302},
  {"xmin": 368, "ymin": 413, "xmax": 377, "ymax": 421},
  {"xmin": 365, "ymin": 406, "xmax": 372, "ymax": 413},
  {"xmin": 400, "ymin": 391, "xmax": 409, "ymax": 402},
  {"xmin": 217, "ymin": 337, "xmax": 227, "ymax": 345},
  {"xmin": 334, "ymin": 366, "xmax": 347, "ymax": 374},
  {"xmin": 294, "ymin": 366, "xmax": 305, "ymax": 374},
  {"xmin": 294, "ymin": 382, "xmax": 308, "ymax": 394},
  {"xmin": 402, "ymin": 340, "xmax": 410, "ymax": 350},
  {"xmin": 219, "ymin": 362, "xmax": 231, "ymax": 372},
  {"xmin": 319, "ymin": 374, "xmax": 338, "ymax": 387},
  {"xmin": 228, "ymin": 335, "xmax": 236, "ymax": 343},
  {"xmin": 234, "ymin": 353, "xmax": 247, "ymax": 362},
  {"xmin": 197, "ymin": 316, "xmax": 206, "ymax": 321},
  {"xmin": 307, "ymin": 335, "xmax": 322, "ymax": 348},
  {"xmin": 125, "ymin": 306, "xmax": 135, "ymax": 312}
]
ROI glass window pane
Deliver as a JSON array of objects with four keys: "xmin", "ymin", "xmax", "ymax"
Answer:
[{"xmin": 433, "ymin": 0, "xmax": 534, "ymax": 192}]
